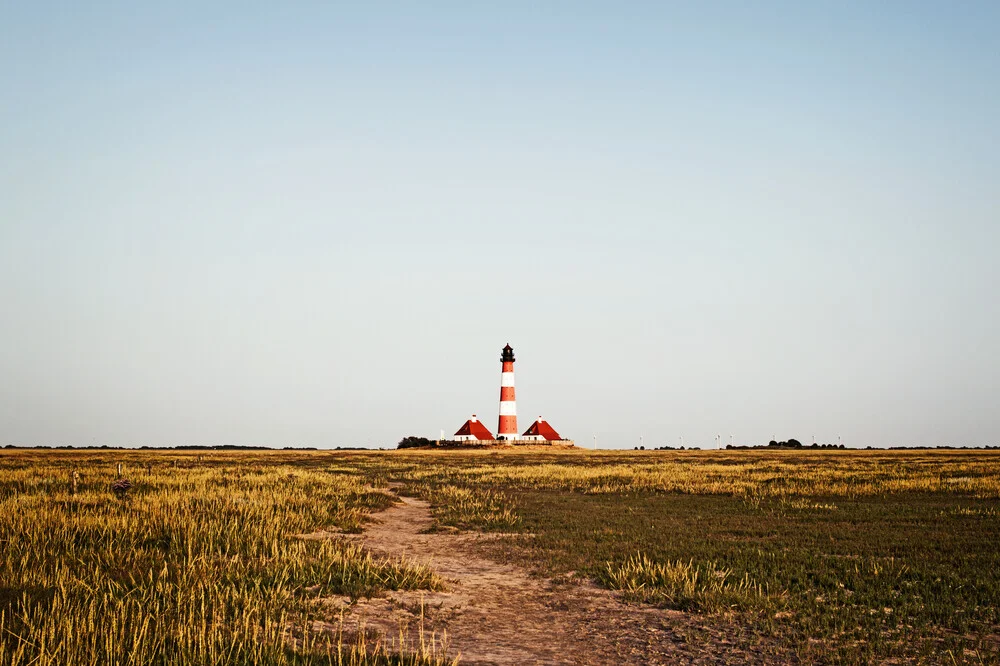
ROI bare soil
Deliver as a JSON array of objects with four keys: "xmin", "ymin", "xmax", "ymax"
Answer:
[{"xmin": 316, "ymin": 493, "xmax": 786, "ymax": 666}]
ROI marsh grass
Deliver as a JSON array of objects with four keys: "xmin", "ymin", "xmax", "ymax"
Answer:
[
  {"xmin": 413, "ymin": 485, "xmax": 519, "ymax": 531},
  {"xmin": 600, "ymin": 553, "xmax": 781, "ymax": 614},
  {"xmin": 0, "ymin": 451, "xmax": 445, "ymax": 665},
  {"xmin": 4, "ymin": 448, "xmax": 999, "ymax": 664},
  {"xmin": 371, "ymin": 449, "xmax": 1000, "ymax": 664}
]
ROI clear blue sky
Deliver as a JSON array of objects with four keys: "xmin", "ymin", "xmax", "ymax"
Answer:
[{"xmin": 1, "ymin": 2, "xmax": 997, "ymax": 448}]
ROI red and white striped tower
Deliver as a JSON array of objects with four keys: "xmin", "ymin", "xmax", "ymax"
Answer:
[{"xmin": 497, "ymin": 343, "xmax": 518, "ymax": 441}]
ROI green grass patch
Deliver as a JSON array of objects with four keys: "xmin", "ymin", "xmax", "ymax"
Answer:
[{"xmin": 373, "ymin": 449, "xmax": 1000, "ymax": 664}]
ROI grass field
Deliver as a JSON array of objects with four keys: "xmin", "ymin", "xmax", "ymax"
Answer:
[
  {"xmin": 374, "ymin": 448, "xmax": 1000, "ymax": 664},
  {"xmin": 1, "ymin": 448, "xmax": 998, "ymax": 664},
  {"xmin": 0, "ymin": 450, "xmax": 450, "ymax": 666}
]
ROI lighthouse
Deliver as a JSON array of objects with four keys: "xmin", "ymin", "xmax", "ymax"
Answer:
[{"xmin": 497, "ymin": 343, "xmax": 518, "ymax": 440}]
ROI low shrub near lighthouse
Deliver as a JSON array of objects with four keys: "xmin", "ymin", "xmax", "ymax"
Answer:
[{"xmin": 397, "ymin": 436, "xmax": 434, "ymax": 449}]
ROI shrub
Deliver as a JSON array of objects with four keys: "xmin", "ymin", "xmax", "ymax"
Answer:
[{"xmin": 397, "ymin": 436, "xmax": 434, "ymax": 449}]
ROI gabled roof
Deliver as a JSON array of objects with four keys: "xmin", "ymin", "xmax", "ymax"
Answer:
[
  {"xmin": 522, "ymin": 418, "xmax": 562, "ymax": 440},
  {"xmin": 454, "ymin": 417, "xmax": 495, "ymax": 440}
]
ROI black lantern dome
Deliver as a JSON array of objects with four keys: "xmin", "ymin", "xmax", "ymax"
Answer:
[{"xmin": 501, "ymin": 343, "xmax": 515, "ymax": 362}]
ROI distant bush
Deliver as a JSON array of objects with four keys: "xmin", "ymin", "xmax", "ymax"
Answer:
[
  {"xmin": 397, "ymin": 436, "xmax": 434, "ymax": 449},
  {"xmin": 110, "ymin": 478, "xmax": 133, "ymax": 499},
  {"xmin": 767, "ymin": 439, "xmax": 803, "ymax": 449}
]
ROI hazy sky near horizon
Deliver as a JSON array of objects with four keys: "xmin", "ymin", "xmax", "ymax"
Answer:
[{"xmin": 1, "ymin": 2, "xmax": 998, "ymax": 449}]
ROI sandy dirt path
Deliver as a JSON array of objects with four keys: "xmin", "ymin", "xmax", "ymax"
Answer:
[{"xmin": 318, "ymin": 493, "xmax": 782, "ymax": 666}]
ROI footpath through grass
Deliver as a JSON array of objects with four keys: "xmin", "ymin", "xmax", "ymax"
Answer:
[{"xmin": 373, "ymin": 448, "xmax": 1000, "ymax": 665}]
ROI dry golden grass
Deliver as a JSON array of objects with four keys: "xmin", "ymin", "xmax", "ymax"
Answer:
[
  {"xmin": 3, "ymin": 447, "xmax": 999, "ymax": 664},
  {"xmin": 390, "ymin": 448, "xmax": 1000, "ymax": 499},
  {"xmin": 0, "ymin": 450, "xmax": 451, "ymax": 666}
]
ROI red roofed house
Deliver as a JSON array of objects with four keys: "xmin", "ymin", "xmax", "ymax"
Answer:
[
  {"xmin": 454, "ymin": 415, "xmax": 495, "ymax": 442},
  {"xmin": 521, "ymin": 417, "xmax": 563, "ymax": 442}
]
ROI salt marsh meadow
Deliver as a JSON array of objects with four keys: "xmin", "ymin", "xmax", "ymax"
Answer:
[{"xmin": 1, "ymin": 448, "xmax": 997, "ymax": 664}]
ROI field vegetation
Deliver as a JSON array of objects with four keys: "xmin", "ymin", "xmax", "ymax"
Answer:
[
  {"xmin": 0, "ymin": 450, "xmax": 451, "ymax": 666},
  {"xmin": 1, "ymin": 448, "xmax": 998, "ymax": 665},
  {"xmin": 375, "ymin": 448, "xmax": 1000, "ymax": 664}
]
